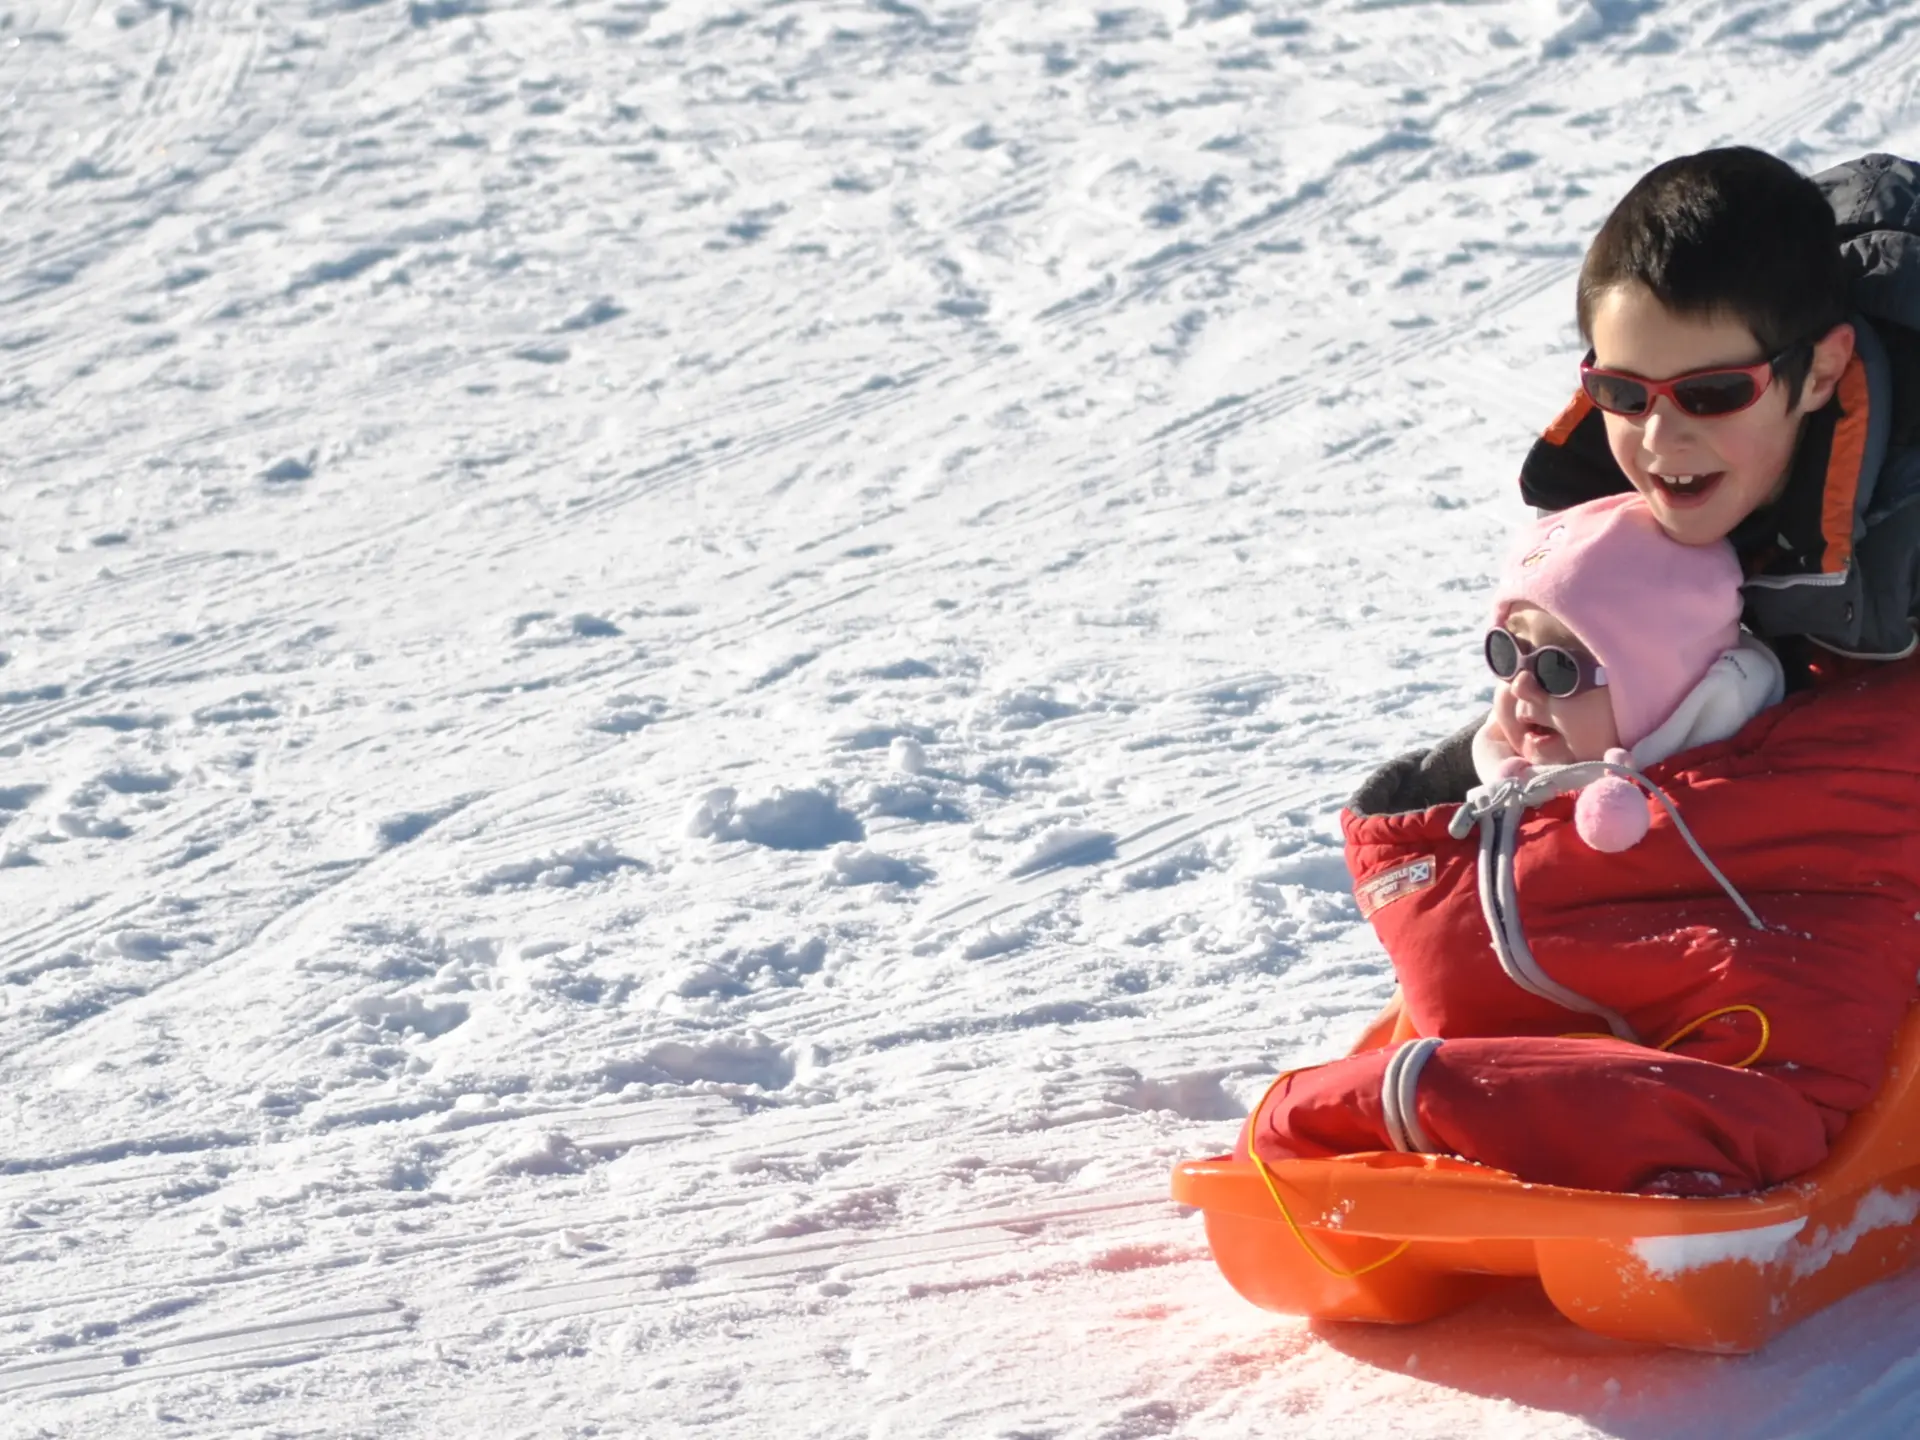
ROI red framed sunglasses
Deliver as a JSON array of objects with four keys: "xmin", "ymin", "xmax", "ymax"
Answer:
[{"xmin": 1579, "ymin": 344, "xmax": 1803, "ymax": 419}]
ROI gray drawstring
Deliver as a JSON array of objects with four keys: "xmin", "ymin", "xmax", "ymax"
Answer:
[
  {"xmin": 1460, "ymin": 781, "xmax": 1640, "ymax": 1041},
  {"xmin": 1537, "ymin": 756, "xmax": 1768, "ymax": 932},
  {"xmin": 1445, "ymin": 754, "xmax": 1766, "ymax": 1041},
  {"xmin": 1380, "ymin": 1037, "xmax": 1444, "ymax": 1154}
]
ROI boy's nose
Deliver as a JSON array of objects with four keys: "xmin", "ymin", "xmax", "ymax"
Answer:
[{"xmin": 1638, "ymin": 394, "xmax": 1697, "ymax": 444}]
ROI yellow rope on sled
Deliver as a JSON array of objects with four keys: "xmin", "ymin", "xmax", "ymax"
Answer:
[
  {"xmin": 1242, "ymin": 1069, "xmax": 1411, "ymax": 1280},
  {"xmin": 1656, "ymin": 1003, "xmax": 1772, "ymax": 1069},
  {"xmin": 1245, "ymin": 1004, "xmax": 1772, "ymax": 1279},
  {"xmin": 1560, "ymin": 1005, "xmax": 1772, "ymax": 1067}
]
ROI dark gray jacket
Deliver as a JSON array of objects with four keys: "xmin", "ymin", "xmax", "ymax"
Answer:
[{"xmin": 1519, "ymin": 153, "xmax": 1920, "ymax": 666}]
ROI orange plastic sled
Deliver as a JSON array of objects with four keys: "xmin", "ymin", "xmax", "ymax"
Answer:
[{"xmin": 1172, "ymin": 1006, "xmax": 1920, "ymax": 1353}]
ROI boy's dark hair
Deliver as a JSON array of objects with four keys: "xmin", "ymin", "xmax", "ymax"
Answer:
[{"xmin": 1577, "ymin": 147, "xmax": 1849, "ymax": 407}]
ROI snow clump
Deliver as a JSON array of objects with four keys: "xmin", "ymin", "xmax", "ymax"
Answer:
[
  {"xmin": 686, "ymin": 784, "xmax": 865, "ymax": 850},
  {"xmin": 825, "ymin": 844, "xmax": 931, "ymax": 888}
]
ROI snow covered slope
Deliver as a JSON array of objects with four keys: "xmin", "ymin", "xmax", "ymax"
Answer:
[{"xmin": 6, "ymin": 0, "xmax": 1920, "ymax": 1433}]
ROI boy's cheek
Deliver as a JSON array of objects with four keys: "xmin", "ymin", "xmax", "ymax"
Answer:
[
  {"xmin": 1600, "ymin": 414, "xmax": 1642, "ymax": 480},
  {"xmin": 1600, "ymin": 406, "xmax": 1799, "ymax": 535}
]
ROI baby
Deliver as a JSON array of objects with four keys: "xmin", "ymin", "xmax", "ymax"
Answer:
[
  {"xmin": 1469, "ymin": 491, "xmax": 1783, "ymax": 847},
  {"xmin": 1239, "ymin": 493, "xmax": 1920, "ymax": 1197}
]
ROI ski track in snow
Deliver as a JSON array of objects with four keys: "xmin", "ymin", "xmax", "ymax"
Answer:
[{"xmin": 6, "ymin": 0, "xmax": 1920, "ymax": 1434}]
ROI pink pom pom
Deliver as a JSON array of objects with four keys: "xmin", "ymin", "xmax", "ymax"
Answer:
[
  {"xmin": 1575, "ymin": 773, "xmax": 1650, "ymax": 852},
  {"xmin": 1494, "ymin": 756, "xmax": 1530, "ymax": 781}
]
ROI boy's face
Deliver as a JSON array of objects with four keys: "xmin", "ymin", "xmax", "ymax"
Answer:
[
  {"xmin": 1587, "ymin": 283, "xmax": 1852, "ymax": 546},
  {"xmin": 1491, "ymin": 604, "xmax": 1621, "ymax": 766}
]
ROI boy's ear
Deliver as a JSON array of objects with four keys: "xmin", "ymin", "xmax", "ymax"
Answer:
[{"xmin": 1799, "ymin": 322, "xmax": 1857, "ymax": 413}]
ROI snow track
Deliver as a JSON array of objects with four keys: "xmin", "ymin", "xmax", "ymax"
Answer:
[{"xmin": 10, "ymin": 0, "xmax": 1920, "ymax": 1434}]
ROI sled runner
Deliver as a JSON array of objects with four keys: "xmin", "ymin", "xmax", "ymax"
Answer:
[{"xmin": 1171, "ymin": 1004, "xmax": 1920, "ymax": 1353}]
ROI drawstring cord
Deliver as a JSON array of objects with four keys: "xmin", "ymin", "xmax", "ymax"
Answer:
[
  {"xmin": 1450, "ymin": 755, "xmax": 1768, "ymax": 932},
  {"xmin": 1456, "ymin": 768, "xmax": 1640, "ymax": 1040},
  {"xmin": 1606, "ymin": 761, "xmax": 1766, "ymax": 931}
]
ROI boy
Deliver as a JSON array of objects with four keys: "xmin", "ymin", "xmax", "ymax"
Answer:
[{"xmin": 1520, "ymin": 147, "xmax": 1920, "ymax": 674}]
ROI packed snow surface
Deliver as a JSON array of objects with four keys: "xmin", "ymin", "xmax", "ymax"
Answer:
[{"xmin": 8, "ymin": 0, "xmax": 1920, "ymax": 1435}]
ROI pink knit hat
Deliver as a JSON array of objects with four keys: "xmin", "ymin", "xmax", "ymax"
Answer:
[{"xmin": 1493, "ymin": 493, "xmax": 1743, "ymax": 749}]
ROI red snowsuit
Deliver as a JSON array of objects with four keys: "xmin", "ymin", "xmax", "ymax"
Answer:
[{"xmin": 1248, "ymin": 661, "xmax": 1920, "ymax": 1196}]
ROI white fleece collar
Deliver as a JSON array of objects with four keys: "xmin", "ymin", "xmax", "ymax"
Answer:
[{"xmin": 1628, "ymin": 633, "xmax": 1785, "ymax": 769}]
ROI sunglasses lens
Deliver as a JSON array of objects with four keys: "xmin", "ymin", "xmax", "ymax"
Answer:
[
  {"xmin": 1582, "ymin": 370, "xmax": 1650, "ymax": 416},
  {"xmin": 1485, "ymin": 629, "xmax": 1520, "ymax": 679},
  {"xmin": 1533, "ymin": 648, "xmax": 1583, "ymax": 697},
  {"xmin": 1672, "ymin": 372, "xmax": 1759, "ymax": 417}
]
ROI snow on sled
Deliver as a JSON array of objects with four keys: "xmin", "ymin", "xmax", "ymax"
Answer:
[{"xmin": 1171, "ymin": 1005, "xmax": 1920, "ymax": 1354}]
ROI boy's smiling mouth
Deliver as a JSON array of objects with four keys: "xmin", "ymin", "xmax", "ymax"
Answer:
[{"xmin": 1651, "ymin": 470, "xmax": 1726, "ymax": 503}]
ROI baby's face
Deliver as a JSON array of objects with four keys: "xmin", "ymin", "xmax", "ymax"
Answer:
[{"xmin": 1491, "ymin": 604, "xmax": 1621, "ymax": 766}]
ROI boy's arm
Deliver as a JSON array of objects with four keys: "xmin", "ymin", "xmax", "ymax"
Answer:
[
  {"xmin": 1517, "ymin": 395, "xmax": 1634, "ymax": 513},
  {"xmin": 1844, "ymin": 494, "xmax": 1920, "ymax": 660}
]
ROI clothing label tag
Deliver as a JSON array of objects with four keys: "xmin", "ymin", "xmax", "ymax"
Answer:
[{"xmin": 1354, "ymin": 855, "xmax": 1437, "ymax": 919}]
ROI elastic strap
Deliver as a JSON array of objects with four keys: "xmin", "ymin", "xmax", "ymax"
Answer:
[{"xmin": 1380, "ymin": 1037, "xmax": 1445, "ymax": 1154}]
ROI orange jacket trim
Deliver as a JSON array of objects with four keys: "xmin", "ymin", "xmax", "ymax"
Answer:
[{"xmin": 1819, "ymin": 355, "xmax": 1870, "ymax": 576}]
